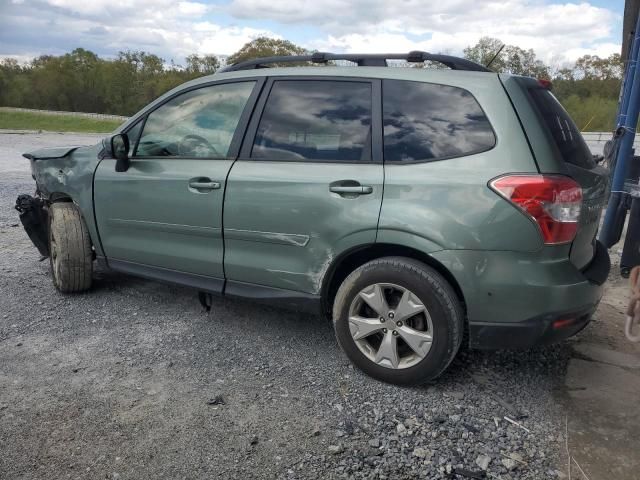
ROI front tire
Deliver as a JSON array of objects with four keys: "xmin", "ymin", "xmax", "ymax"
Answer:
[
  {"xmin": 49, "ymin": 202, "xmax": 93, "ymax": 293},
  {"xmin": 333, "ymin": 257, "xmax": 463, "ymax": 385}
]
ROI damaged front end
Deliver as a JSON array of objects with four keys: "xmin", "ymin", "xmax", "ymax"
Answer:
[
  {"xmin": 16, "ymin": 143, "xmax": 88, "ymax": 259},
  {"xmin": 15, "ymin": 194, "xmax": 49, "ymax": 257},
  {"xmin": 17, "ymin": 140, "xmax": 110, "ymax": 260}
]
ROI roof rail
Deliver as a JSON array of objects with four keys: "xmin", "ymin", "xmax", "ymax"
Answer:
[{"xmin": 219, "ymin": 51, "xmax": 491, "ymax": 73}]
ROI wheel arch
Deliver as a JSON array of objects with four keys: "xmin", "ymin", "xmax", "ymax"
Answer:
[
  {"xmin": 320, "ymin": 243, "xmax": 466, "ymax": 320},
  {"xmin": 48, "ymin": 194, "xmax": 97, "ymax": 255},
  {"xmin": 49, "ymin": 192, "xmax": 74, "ymax": 203}
]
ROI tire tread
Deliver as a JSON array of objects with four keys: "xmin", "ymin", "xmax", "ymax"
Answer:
[{"xmin": 49, "ymin": 203, "xmax": 92, "ymax": 292}]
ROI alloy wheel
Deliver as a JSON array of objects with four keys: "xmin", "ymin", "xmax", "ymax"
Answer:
[{"xmin": 348, "ymin": 283, "xmax": 433, "ymax": 369}]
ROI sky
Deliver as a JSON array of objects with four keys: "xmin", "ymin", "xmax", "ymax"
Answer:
[{"xmin": 0, "ymin": 0, "xmax": 625, "ymax": 67}]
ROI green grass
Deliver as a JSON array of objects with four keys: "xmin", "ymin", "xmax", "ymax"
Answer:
[{"xmin": 0, "ymin": 110, "xmax": 123, "ymax": 133}]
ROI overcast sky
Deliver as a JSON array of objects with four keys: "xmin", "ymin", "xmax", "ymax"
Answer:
[{"xmin": 0, "ymin": 0, "xmax": 624, "ymax": 66}]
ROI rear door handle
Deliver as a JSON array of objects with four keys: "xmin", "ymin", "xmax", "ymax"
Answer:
[
  {"xmin": 329, "ymin": 185, "xmax": 373, "ymax": 195},
  {"xmin": 188, "ymin": 178, "xmax": 221, "ymax": 192}
]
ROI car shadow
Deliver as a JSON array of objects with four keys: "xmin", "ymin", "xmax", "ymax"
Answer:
[{"xmin": 90, "ymin": 266, "xmax": 569, "ymax": 395}]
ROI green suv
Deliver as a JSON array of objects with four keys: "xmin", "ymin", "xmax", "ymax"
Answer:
[{"xmin": 16, "ymin": 52, "xmax": 610, "ymax": 385}]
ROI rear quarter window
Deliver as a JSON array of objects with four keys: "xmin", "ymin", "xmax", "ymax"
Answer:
[
  {"xmin": 527, "ymin": 87, "xmax": 595, "ymax": 169},
  {"xmin": 382, "ymin": 79, "xmax": 495, "ymax": 162}
]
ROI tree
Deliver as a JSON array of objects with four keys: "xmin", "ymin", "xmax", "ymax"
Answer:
[
  {"xmin": 502, "ymin": 45, "xmax": 549, "ymax": 78},
  {"xmin": 463, "ymin": 37, "xmax": 549, "ymax": 78},
  {"xmin": 0, "ymin": 43, "xmax": 626, "ymax": 130},
  {"xmin": 185, "ymin": 54, "xmax": 220, "ymax": 75},
  {"xmin": 574, "ymin": 54, "xmax": 623, "ymax": 80},
  {"xmin": 227, "ymin": 37, "xmax": 306, "ymax": 65},
  {"xmin": 463, "ymin": 37, "xmax": 505, "ymax": 70}
]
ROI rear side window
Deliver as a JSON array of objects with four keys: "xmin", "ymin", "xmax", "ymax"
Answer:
[
  {"xmin": 383, "ymin": 79, "xmax": 495, "ymax": 162},
  {"xmin": 527, "ymin": 88, "xmax": 595, "ymax": 169},
  {"xmin": 252, "ymin": 80, "xmax": 372, "ymax": 162}
]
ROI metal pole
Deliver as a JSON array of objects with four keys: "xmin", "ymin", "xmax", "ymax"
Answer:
[
  {"xmin": 600, "ymin": 11, "xmax": 640, "ymax": 247},
  {"xmin": 619, "ymin": 28, "xmax": 640, "ymax": 126},
  {"xmin": 618, "ymin": 20, "xmax": 640, "ymax": 124}
]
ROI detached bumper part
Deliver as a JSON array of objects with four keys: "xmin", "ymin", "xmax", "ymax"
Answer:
[{"xmin": 15, "ymin": 194, "xmax": 49, "ymax": 257}]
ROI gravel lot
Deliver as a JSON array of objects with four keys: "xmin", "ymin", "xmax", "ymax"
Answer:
[{"xmin": 0, "ymin": 132, "xmax": 581, "ymax": 479}]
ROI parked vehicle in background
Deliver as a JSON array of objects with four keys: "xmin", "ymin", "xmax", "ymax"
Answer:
[{"xmin": 15, "ymin": 52, "xmax": 610, "ymax": 384}]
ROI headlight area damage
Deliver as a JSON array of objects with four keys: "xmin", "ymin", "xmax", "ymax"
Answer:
[{"xmin": 15, "ymin": 194, "xmax": 49, "ymax": 257}]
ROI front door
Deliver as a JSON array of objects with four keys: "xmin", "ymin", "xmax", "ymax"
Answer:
[
  {"xmin": 94, "ymin": 80, "xmax": 260, "ymax": 289},
  {"xmin": 223, "ymin": 78, "xmax": 384, "ymax": 295}
]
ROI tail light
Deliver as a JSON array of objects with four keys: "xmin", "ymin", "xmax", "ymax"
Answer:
[
  {"xmin": 538, "ymin": 78, "xmax": 553, "ymax": 90},
  {"xmin": 490, "ymin": 174, "xmax": 582, "ymax": 245}
]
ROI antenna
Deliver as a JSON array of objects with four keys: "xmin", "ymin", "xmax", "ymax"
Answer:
[{"xmin": 485, "ymin": 44, "xmax": 505, "ymax": 69}]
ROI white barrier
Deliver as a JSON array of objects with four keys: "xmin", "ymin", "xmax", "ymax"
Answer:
[
  {"xmin": 0, "ymin": 106, "xmax": 128, "ymax": 121},
  {"xmin": 582, "ymin": 131, "xmax": 640, "ymax": 155}
]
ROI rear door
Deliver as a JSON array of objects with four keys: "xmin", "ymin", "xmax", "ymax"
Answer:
[
  {"xmin": 502, "ymin": 76, "xmax": 609, "ymax": 269},
  {"xmin": 223, "ymin": 77, "xmax": 383, "ymax": 295},
  {"xmin": 94, "ymin": 79, "xmax": 261, "ymax": 287}
]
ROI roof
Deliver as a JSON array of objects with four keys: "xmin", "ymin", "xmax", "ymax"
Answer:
[
  {"xmin": 202, "ymin": 65, "xmax": 496, "ymax": 87},
  {"xmin": 623, "ymin": 0, "xmax": 640, "ymax": 57}
]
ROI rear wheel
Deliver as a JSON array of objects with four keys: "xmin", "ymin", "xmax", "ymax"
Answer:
[
  {"xmin": 333, "ymin": 257, "xmax": 463, "ymax": 385},
  {"xmin": 49, "ymin": 202, "xmax": 93, "ymax": 293}
]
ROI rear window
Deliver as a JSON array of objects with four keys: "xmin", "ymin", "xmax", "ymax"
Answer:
[
  {"xmin": 527, "ymin": 88, "xmax": 595, "ymax": 169},
  {"xmin": 383, "ymin": 79, "xmax": 495, "ymax": 162}
]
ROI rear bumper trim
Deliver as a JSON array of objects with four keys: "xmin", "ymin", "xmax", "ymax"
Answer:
[
  {"xmin": 580, "ymin": 240, "xmax": 610, "ymax": 286},
  {"xmin": 469, "ymin": 305, "xmax": 596, "ymax": 350}
]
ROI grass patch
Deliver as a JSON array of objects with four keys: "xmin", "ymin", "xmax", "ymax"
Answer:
[{"xmin": 0, "ymin": 110, "xmax": 124, "ymax": 133}]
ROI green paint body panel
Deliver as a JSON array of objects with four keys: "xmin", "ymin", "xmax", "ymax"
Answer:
[
  {"xmin": 431, "ymin": 246, "xmax": 605, "ymax": 324},
  {"xmin": 93, "ymin": 158, "xmax": 231, "ymax": 279},
  {"xmin": 223, "ymin": 161, "xmax": 383, "ymax": 294},
  {"xmin": 22, "ymin": 66, "xmax": 609, "ymax": 338}
]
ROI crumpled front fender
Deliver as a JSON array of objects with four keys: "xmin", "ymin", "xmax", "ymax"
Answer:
[{"xmin": 25, "ymin": 141, "xmax": 106, "ymax": 256}]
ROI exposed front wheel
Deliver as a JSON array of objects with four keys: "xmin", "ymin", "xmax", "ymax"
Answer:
[
  {"xmin": 333, "ymin": 257, "xmax": 463, "ymax": 385},
  {"xmin": 49, "ymin": 202, "xmax": 93, "ymax": 293}
]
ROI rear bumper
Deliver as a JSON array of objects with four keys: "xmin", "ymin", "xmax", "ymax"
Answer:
[
  {"xmin": 431, "ymin": 240, "xmax": 610, "ymax": 350},
  {"xmin": 468, "ymin": 306, "xmax": 595, "ymax": 349}
]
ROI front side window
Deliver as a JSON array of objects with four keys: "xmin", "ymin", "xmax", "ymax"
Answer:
[
  {"xmin": 252, "ymin": 80, "xmax": 372, "ymax": 162},
  {"xmin": 136, "ymin": 81, "xmax": 255, "ymax": 158},
  {"xmin": 383, "ymin": 79, "xmax": 495, "ymax": 162}
]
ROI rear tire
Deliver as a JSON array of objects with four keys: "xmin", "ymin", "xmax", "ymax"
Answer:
[
  {"xmin": 333, "ymin": 257, "xmax": 463, "ymax": 385},
  {"xmin": 49, "ymin": 202, "xmax": 93, "ymax": 293}
]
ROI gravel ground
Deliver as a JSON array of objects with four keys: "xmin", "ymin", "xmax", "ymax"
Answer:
[{"xmin": 0, "ymin": 132, "xmax": 573, "ymax": 479}]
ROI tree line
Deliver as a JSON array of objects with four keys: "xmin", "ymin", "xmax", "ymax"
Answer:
[{"xmin": 0, "ymin": 36, "xmax": 623, "ymax": 130}]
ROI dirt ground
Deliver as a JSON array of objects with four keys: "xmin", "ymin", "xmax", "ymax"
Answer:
[
  {"xmin": 561, "ymin": 251, "xmax": 640, "ymax": 479},
  {"xmin": 0, "ymin": 132, "xmax": 638, "ymax": 480}
]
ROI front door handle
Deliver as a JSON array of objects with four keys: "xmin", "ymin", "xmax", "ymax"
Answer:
[
  {"xmin": 188, "ymin": 178, "xmax": 221, "ymax": 192},
  {"xmin": 329, "ymin": 184, "xmax": 373, "ymax": 195}
]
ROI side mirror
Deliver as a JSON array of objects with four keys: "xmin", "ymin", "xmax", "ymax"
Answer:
[{"xmin": 110, "ymin": 133, "xmax": 130, "ymax": 172}]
